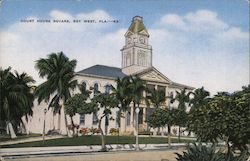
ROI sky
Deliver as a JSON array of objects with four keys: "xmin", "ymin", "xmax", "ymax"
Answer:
[{"xmin": 0, "ymin": 0, "xmax": 249, "ymax": 95}]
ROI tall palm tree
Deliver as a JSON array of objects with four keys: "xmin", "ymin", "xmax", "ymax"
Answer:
[
  {"xmin": 35, "ymin": 52, "xmax": 77, "ymax": 135},
  {"xmin": 147, "ymin": 88, "xmax": 166, "ymax": 108},
  {"xmin": 0, "ymin": 67, "xmax": 35, "ymax": 138},
  {"xmin": 128, "ymin": 76, "xmax": 146, "ymax": 134},
  {"xmin": 189, "ymin": 87, "xmax": 210, "ymax": 110},
  {"xmin": 171, "ymin": 88, "xmax": 190, "ymax": 142},
  {"xmin": 146, "ymin": 88, "xmax": 167, "ymax": 136},
  {"xmin": 112, "ymin": 76, "xmax": 132, "ymax": 133},
  {"xmin": 171, "ymin": 88, "xmax": 190, "ymax": 110}
]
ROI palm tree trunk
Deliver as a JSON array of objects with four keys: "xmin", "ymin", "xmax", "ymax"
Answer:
[
  {"xmin": 168, "ymin": 132, "xmax": 171, "ymax": 148},
  {"xmin": 70, "ymin": 116, "xmax": 75, "ymax": 136},
  {"xmin": 224, "ymin": 136, "xmax": 231, "ymax": 158},
  {"xmin": 98, "ymin": 115, "xmax": 107, "ymax": 151},
  {"xmin": 168, "ymin": 125, "xmax": 171, "ymax": 135},
  {"xmin": 20, "ymin": 119, "xmax": 29, "ymax": 135},
  {"xmin": 62, "ymin": 106, "xmax": 70, "ymax": 137},
  {"xmin": 57, "ymin": 110, "xmax": 61, "ymax": 130},
  {"xmin": 178, "ymin": 126, "xmax": 181, "ymax": 143},
  {"xmin": 7, "ymin": 121, "xmax": 17, "ymax": 139},
  {"xmin": 161, "ymin": 127, "xmax": 164, "ymax": 136},
  {"xmin": 52, "ymin": 113, "xmax": 55, "ymax": 129}
]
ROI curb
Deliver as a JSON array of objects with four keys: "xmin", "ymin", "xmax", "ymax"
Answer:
[{"xmin": 0, "ymin": 143, "xmax": 186, "ymax": 159}]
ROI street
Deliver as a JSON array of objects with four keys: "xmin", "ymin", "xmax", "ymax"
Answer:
[{"xmin": 4, "ymin": 150, "xmax": 181, "ymax": 161}]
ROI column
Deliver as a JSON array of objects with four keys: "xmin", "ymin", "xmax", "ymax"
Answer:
[
  {"xmin": 166, "ymin": 85, "xmax": 170, "ymax": 108},
  {"xmin": 143, "ymin": 107, "xmax": 147, "ymax": 130},
  {"xmin": 130, "ymin": 106, "xmax": 135, "ymax": 134}
]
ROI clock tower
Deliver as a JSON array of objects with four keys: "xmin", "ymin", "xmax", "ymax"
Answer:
[{"xmin": 121, "ymin": 16, "xmax": 152, "ymax": 75}]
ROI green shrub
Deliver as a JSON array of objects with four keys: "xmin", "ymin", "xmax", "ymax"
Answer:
[{"xmin": 175, "ymin": 143, "xmax": 249, "ymax": 161}]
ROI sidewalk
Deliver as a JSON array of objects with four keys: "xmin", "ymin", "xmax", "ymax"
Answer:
[{"xmin": 0, "ymin": 143, "xmax": 186, "ymax": 159}]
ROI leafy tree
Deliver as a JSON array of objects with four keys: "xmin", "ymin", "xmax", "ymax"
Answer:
[
  {"xmin": 171, "ymin": 108, "xmax": 188, "ymax": 142},
  {"xmin": 187, "ymin": 85, "xmax": 250, "ymax": 156},
  {"xmin": 147, "ymin": 108, "xmax": 173, "ymax": 148},
  {"xmin": 35, "ymin": 52, "xmax": 77, "ymax": 135},
  {"xmin": 65, "ymin": 94, "xmax": 89, "ymax": 136},
  {"xmin": 0, "ymin": 67, "xmax": 35, "ymax": 138},
  {"xmin": 77, "ymin": 91, "xmax": 118, "ymax": 151},
  {"xmin": 92, "ymin": 93, "xmax": 118, "ymax": 151}
]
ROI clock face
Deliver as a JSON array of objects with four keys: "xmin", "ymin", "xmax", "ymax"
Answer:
[{"xmin": 139, "ymin": 37, "xmax": 145, "ymax": 44}]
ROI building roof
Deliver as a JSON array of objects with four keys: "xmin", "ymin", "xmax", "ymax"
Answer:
[
  {"xmin": 171, "ymin": 81, "xmax": 195, "ymax": 90},
  {"xmin": 127, "ymin": 16, "xmax": 149, "ymax": 36},
  {"xmin": 76, "ymin": 65, "xmax": 127, "ymax": 79}
]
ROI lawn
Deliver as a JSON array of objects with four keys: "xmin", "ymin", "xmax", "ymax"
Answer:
[
  {"xmin": 1, "ymin": 135, "xmax": 195, "ymax": 148},
  {"xmin": 0, "ymin": 133, "xmax": 42, "ymax": 142}
]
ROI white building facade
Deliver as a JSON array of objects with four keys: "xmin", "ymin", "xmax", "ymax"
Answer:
[{"xmin": 24, "ymin": 16, "xmax": 194, "ymax": 136}]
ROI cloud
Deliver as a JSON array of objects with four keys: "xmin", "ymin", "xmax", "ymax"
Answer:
[
  {"xmin": 152, "ymin": 10, "xmax": 249, "ymax": 94},
  {"xmin": 0, "ymin": 9, "xmax": 248, "ymax": 95},
  {"xmin": 160, "ymin": 14, "xmax": 185, "ymax": 28},
  {"xmin": 0, "ymin": 9, "xmax": 119, "ymax": 84},
  {"xmin": 185, "ymin": 10, "xmax": 228, "ymax": 31}
]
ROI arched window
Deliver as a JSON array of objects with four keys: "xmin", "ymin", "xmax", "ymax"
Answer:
[
  {"xmin": 80, "ymin": 114, "xmax": 85, "ymax": 125},
  {"xmin": 138, "ymin": 50, "xmax": 146, "ymax": 66},
  {"xmin": 126, "ymin": 108, "xmax": 131, "ymax": 126},
  {"xmin": 125, "ymin": 53, "xmax": 131, "ymax": 66},
  {"xmin": 94, "ymin": 83, "xmax": 99, "ymax": 96},
  {"xmin": 81, "ymin": 82, "xmax": 87, "ymax": 93},
  {"xmin": 105, "ymin": 84, "xmax": 112, "ymax": 94},
  {"xmin": 92, "ymin": 112, "xmax": 98, "ymax": 125}
]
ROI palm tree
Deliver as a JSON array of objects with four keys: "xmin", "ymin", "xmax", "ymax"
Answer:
[
  {"xmin": 171, "ymin": 88, "xmax": 190, "ymax": 110},
  {"xmin": 112, "ymin": 76, "xmax": 132, "ymax": 134},
  {"xmin": 146, "ymin": 88, "xmax": 166, "ymax": 135},
  {"xmin": 147, "ymin": 88, "xmax": 166, "ymax": 108},
  {"xmin": 35, "ymin": 52, "xmax": 77, "ymax": 135},
  {"xmin": 0, "ymin": 67, "xmax": 35, "ymax": 138},
  {"xmin": 171, "ymin": 88, "xmax": 190, "ymax": 142},
  {"xmin": 128, "ymin": 76, "xmax": 146, "ymax": 134},
  {"xmin": 189, "ymin": 87, "xmax": 210, "ymax": 110}
]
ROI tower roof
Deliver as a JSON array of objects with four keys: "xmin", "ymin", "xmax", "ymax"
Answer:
[{"xmin": 126, "ymin": 16, "xmax": 149, "ymax": 37}]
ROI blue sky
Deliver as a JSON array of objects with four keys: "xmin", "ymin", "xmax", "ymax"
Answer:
[{"xmin": 0, "ymin": 0, "xmax": 249, "ymax": 94}]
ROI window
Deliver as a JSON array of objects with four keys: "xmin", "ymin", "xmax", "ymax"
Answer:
[
  {"xmin": 146, "ymin": 84, "xmax": 155, "ymax": 96},
  {"xmin": 116, "ymin": 111, "xmax": 120, "ymax": 128},
  {"xmin": 125, "ymin": 53, "xmax": 131, "ymax": 66},
  {"xmin": 158, "ymin": 86, "xmax": 166, "ymax": 97},
  {"xmin": 146, "ymin": 108, "xmax": 156, "ymax": 121},
  {"xmin": 92, "ymin": 112, "xmax": 98, "ymax": 125},
  {"xmin": 138, "ymin": 107, "xmax": 143, "ymax": 124},
  {"xmin": 81, "ymin": 82, "xmax": 87, "ymax": 93},
  {"xmin": 126, "ymin": 108, "xmax": 131, "ymax": 126},
  {"xmin": 138, "ymin": 50, "xmax": 146, "ymax": 66},
  {"xmin": 105, "ymin": 84, "xmax": 112, "ymax": 94},
  {"xmin": 79, "ymin": 114, "xmax": 85, "ymax": 125},
  {"xmin": 93, "ymin": 83, "xmax": 99, "ymax": 96},
  {"xmin": 105, "ymin": 114, "xmax": 109, "ymax": 126}
]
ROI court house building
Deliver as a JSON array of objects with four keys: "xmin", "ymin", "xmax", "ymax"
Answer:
[{"xmin": 26, "ymin": 16, "xmax": 193, "ymax": 135}]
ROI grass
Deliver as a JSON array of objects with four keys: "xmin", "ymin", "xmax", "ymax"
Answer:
[
  {"xmin": 1, "ymin": 135, "xmax": 195, "ymax": 148},
  {"xmin": 0, "ymin": 133, "xmax": 42, "ymax": 142}
]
